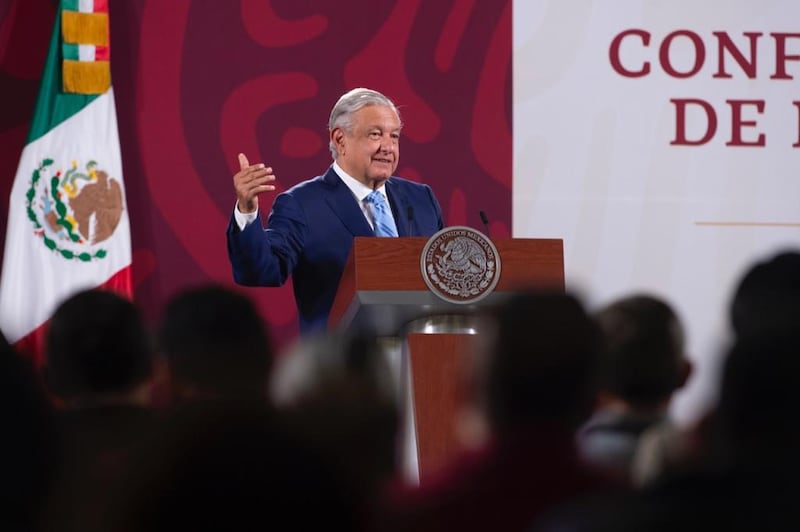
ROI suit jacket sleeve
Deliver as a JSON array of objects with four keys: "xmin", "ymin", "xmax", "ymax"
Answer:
[{"xmin": 226, "ymin": 192, "xmax": 307, "ymax": 287}]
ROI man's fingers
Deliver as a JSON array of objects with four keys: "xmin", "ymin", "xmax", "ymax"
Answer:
[
  {"xmin": 239, "ymin": 182, "xmax": 276, "ymax": 202},
  {"xmin": 236, "ymin": 166, "xmax": 274, "ymax": 183},
  {"xmin": 246, "ymin": 174, "xmax": 276, "ymax": 188},
  {"xmin": 238, "ymin": 152, "xmax": 250, "ymax": 171},
  {"xmin": 236, "ymin": 172, "xmax": 276, "ymax": 196}
]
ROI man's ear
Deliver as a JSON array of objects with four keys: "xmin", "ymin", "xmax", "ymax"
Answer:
[{"xmin": 331, "ymin": 128, "xmax": 346, "ymax": 151}]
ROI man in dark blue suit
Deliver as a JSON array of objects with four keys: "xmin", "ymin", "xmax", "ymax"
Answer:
[{"xmin": 227, "ymin": 88, "xmax": 445, "ymax": 333}]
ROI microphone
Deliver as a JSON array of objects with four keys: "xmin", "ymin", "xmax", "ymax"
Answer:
[
  {"xmin": 407, "ymin": 206, "xmax": 415, "ymax": 236},
  {"xmin": 479, "ymin": 210, "xmax": 491, "ymax": 236}
]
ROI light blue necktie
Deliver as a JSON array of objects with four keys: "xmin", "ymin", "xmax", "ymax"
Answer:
[{"xmin": 365, "ymin": 190, "xmax": 398, "ymax": 237}]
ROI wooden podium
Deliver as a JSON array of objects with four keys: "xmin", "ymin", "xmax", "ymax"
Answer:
[{"xmin": 329, "ymin": 236, "xmax": 564, "ymax": 481}]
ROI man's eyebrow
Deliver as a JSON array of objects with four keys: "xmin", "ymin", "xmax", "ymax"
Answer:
[{"xmin": 365, "ymin": 124, "xmax": 402, "ymax": 130}]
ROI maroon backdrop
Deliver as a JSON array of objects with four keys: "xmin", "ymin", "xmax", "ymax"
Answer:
[{"xmin": 0, "ymin": 0, "xmax": 511, "ymax": 349}]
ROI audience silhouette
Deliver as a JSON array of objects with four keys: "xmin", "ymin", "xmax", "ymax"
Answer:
[
  {"xmin": 40, "ymin": 289, "xmax": 158, "ymax": 532},
  {"xmin": 536, "ymin": 248, "xmax": 800, "ymax": 531},
  {"xmin": 3, "ymin": 248, "xmax": 798, "ymax": 531},
  {"xmin": 105, "ymin": 401, "xmax": 360, "ymax": 532},
  {"xmin": 577, "ymin": 294, "xmax": 691, "ymax": 483},
  {"xmin": 0, "ymin": 331, "xmax": 57, "ymax": 532},
  {"xmin": 385, "ymin": 290, "xmax": 620, "ymax": 532},
  {"xmin": 730, "ymin": 250, "xmax": 800, "ymax": 340},
  {"xmin": 271, "ymin": 333, "xmax": 399, "ymax": 530},
  {"xmin": 157, "ymin": 283, "xmax": 273, "ymax": 403}
]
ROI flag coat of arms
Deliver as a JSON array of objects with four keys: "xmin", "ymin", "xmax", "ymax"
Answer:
[{"xmin": 0, "ymin": 0, "xmax": 131, "ymax": 362}]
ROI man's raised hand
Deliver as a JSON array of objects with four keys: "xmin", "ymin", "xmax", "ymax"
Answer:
[{"xmin": 233, "ymin": 152, "xmax": 276, "ymax": 214}]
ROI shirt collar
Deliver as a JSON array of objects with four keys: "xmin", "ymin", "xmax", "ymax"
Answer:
[{"xmin": 332, "ymin": 161, "xmax": 389, "ymax": 202}]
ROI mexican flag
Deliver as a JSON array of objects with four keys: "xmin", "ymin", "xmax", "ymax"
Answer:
[{"xmin": 0, "ymin": 0, "xmax": 131, "ymax": 364}]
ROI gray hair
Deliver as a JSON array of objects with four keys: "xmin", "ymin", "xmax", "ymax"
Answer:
[{"xmin": 328, "ymin": 88, "xmax": 401, "ymax": 160}]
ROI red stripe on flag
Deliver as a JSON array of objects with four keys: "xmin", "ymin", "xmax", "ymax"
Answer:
[
  {"xmin": 93, "ymin": 0, "xmax": 109, "ymax": 13},
  {"xmin": 13, "ymin": 265, "xmax": 133, "ymax": 366},
  {"xmin": 94, "ymin": 45, "xmax": 110, "ymax": 60}
]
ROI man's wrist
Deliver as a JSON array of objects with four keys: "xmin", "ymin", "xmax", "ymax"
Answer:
[{"xmin": 233, "ymin": 203, "xmax": 259, "ymax": 231}]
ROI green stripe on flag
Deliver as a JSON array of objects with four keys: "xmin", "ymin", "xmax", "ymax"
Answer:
[
  {"xmin": 28, "ymin": 7, "xmax": 97, "ymax": 143},
  {"xmin": 62, "ymin": 42, "xmax": 79, "ymax": 61},
  {"xmin": 62, "ymin": 0, "xmax": 80, "ymax": 12}
]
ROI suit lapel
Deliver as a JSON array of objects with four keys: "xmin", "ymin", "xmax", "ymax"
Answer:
[
  {"xmin": 322, "ymin": 167, "xmax": 374, "ymax": 237},
  {"xmin": 385, "ymin": 179, "xmax": 410, "ymax": 237}
]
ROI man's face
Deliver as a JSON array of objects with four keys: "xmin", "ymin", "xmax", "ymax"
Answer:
[{"xmin": 334, "ymin": 104, "xmax": 400, "ymax": 187}]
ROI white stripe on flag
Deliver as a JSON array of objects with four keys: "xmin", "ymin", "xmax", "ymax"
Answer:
[
  {"xmin": 79, "ymin": 0, "xmax": 95, "ymax": 13},
  {"xmin": 78, "ymin": 44, "xmax": 96, "ymax": 61},
  {"xmin": 0, "ymin": 89, "xmax": 131, "ymax": 343}
]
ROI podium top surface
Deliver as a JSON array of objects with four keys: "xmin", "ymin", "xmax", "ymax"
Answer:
[{"xmin": 329, "ymin": 236, "xmax": 564, "ymax": 336}]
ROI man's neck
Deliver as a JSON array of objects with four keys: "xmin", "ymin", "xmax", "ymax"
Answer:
[{"xmin": 332, "ymin": 161, "xmax": 387, "ymax": 190}]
